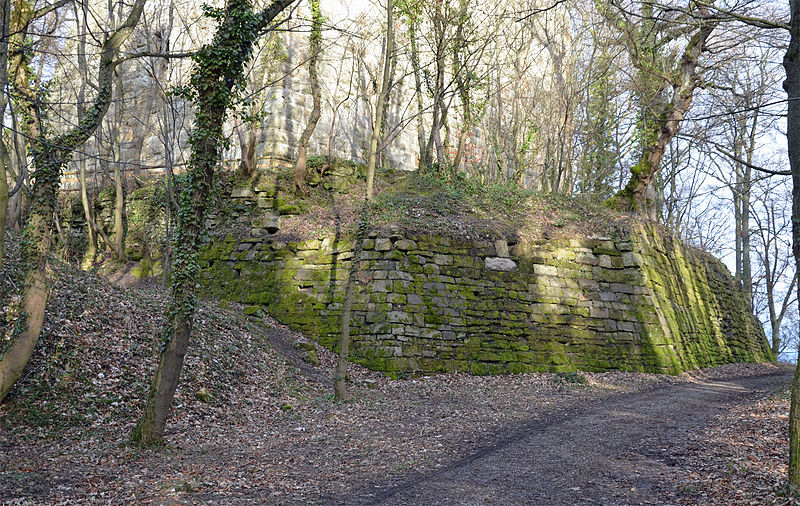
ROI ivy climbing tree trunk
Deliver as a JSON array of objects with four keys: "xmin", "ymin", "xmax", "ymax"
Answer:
[
  {"xmin": 0, "ymin": 0, "xmax": 146, "ymax": 403},
  {"xmin": 130, "ymin": 0, "xmax": 296, "ymax": 446},
  {"xmin": 293, "ymin": 0, "xmax": 322, "ymax": 194}
]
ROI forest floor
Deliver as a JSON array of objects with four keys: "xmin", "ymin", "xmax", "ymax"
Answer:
[{"xmin": 0, "ymin": 258, "xmax": 796, "ymax": 505}]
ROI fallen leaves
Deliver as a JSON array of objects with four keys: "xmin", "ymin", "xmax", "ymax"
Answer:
[
  {"xmin": 0, "ymin": 253, "xmax": 794, "ymax": 504},
  {"xmin": 676, "ymin": 388, "xmax": 798, "ymax": 505}
]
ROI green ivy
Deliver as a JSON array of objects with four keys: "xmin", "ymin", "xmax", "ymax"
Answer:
[{"xmin": 160, "ymin": 0, "xmax": 287, "ymax": 350}]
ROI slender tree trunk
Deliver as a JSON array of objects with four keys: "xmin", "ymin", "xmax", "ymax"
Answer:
[
  {"xmin": 407, "ymin": 17, "xmax": 426, "ymax": 170},
  {"xmin": 163, "ymin": 137, "xmax": 174, "ymax": 287},
  {"xmin": 161, "ymin": 96, "xmax": 176, "ymax": 286},
  {"xmin": 293, "ymin": 0, "xmax": 322, "ymax": 194},
  {"xmin": 734, "ymin": 160, "xmax": 743, "ymax": 282},
  {"xmin": 73, "ymin": 1, "xmax": 96, "ymax": 263},
  {"xmin": 6, "ymin": 119, "xmax": 25, "ymax": 231},
  {"xmin": 6, "ymin": 138, "xmax": 24, "ymax": 231},
  {"xmin": 335, "ymin": 202, "xmax": 369, "ymax": 400},
  {"xmin": 130, "ymin": 0, "xmax": 295, "ymax": 445},
  {"xmin": 112, "ymin": 67, "xmax": 127, "ymax": 262},
  {"xmin": 784, "ymin": 0, "xmax": 800, "ymax": 489},
  {"xmin": 113, "ymin": 163, "xmax": 126, "ymax": 261},
  {"xmin": 451, "ymin": 0, "xmax": 469, "ymax": 174},
  {"xmin": 365, "ymin": 0, "xmax": 394, "ymax": 199},
  {"xmin": 452, "ymin": 129, "xmax": 469, "ymax": 173},
  {"xmin": 79, "ymin": 157, "xmax": 97, "ymax": 261},
  {"xmin": 0, "ymin": 0, "xmax": 9, "ymax": 268},
  {"xmin": 741, "ymin": 107, "xmax": 759, "ymax": 300},
  {"xmin": 0, "ymin": 0, "xmax": 146, "ymax": 403}
]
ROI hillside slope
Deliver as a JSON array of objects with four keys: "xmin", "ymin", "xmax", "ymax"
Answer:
[{"xmin": 0, "ymin": 239, "xmax": 789, "ymax": 503}]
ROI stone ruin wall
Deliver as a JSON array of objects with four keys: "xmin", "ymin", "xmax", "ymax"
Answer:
[{"xmin": 197, "ymin": 215, "xmax": 773, "ymax": 376}]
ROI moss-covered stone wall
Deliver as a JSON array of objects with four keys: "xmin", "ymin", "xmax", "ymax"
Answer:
[{"xmin": 198, "ymin": 223, "xmax": 772, "ymax": 376}]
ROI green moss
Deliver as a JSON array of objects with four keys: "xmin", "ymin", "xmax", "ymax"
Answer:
[
  {"xmin": 277, "ymin": 204, "xmax": 302, "ymax": 215},
  {"xmin": 190, "ymin": 214, "xmax": 770, "ymax": 378}
]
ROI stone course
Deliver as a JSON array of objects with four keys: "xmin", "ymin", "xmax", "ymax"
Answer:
[{"xmin": 198, "ymin": 223, "xmax": 773, "ymax": 376}]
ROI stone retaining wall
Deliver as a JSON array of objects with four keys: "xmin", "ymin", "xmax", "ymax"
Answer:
[{"xmin": 198, "ymin": 224, "xmax": 772, "ymax": 376}]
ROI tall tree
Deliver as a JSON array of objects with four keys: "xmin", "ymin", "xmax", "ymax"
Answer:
[
  {"xmin": 751, "ymin": 189, "xmax": 797, "ymax": 356},
  {"xmin": 293, "ymin": 0, "xmax": 323, "ymax": 194},
  {"xmin": 131, "ymin": 0, "xmax": 296, "ymax": 446},
  {"xmin": 365, "ymin": 0, "xmax": 394, "ymax": 200},
  {"xmin": 74, "ymin": 0, "xmax": 98, "ymax": 264},
  {"xmin": 783, "ymin": 0, "xmax": 800, "ymax": 489},
  {"xmin": 0, "ymin": 0, "xmax": 10, "ymax": 268},
  {"xmin": 0, "ymin": 0, "xmax": 147, "ymax": 402},
  {"xmin": 724, "ymin": 0, "xmax": 800, "ymax": 488},
  {"xmin": 397, "ymin": 0, "xmax": 426, "ymax": 169},
  {"xmin": 602, "ymin": 0, "xmax": 716, "ymax": 215}
]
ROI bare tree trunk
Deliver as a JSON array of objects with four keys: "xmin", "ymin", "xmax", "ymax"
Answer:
[
  {"xmin": 407, "ymin": 17, "xmax": 426, "ymax": 170},
  {"xmin": 236, "ymin": 124, "xmax": 259, "ymax": 178},
  {"xmin": 6, "ymin": 114, "xmax": 25, "ymax": 231},
  {"xmin": 6, "ymin": 130, "xmax": 25, "ymax": 232},
  {"xmin": 74, "ymin": 0, "xmax": 97, "ymax": 263},
  {"xmin": 741, "ymin": 105, "xmax": 759, "ymax": 300},
  {"xmin": 784, "ymin": 0, "xmax": 800, "ymax": 489},
  {"xmin": 452, "ymin": 129, "xmax": 468, "ymax": 172},
  {"xmin": 365, "ymin": 0, "xmax": 394, "ymax": 200},
  {"xmin": 335, "ymin": 202, "xmax": 369, "ymax": 400},
  {"xmin": 113, "ymin": 163, "xmax": 126, "ymax": 261},
  {"xmin": 130, "ymin": 0, "xmax": 295, "ymax": 445},
  {"xmin": 0, "ymin": 0, "xmax": 9, "ymax": 268},
  {"xmin": 0, "ymin": 0, "xmax": 146, "ymax": 403},
  {"xmin": 78, "ymin": 157, "xmax": 97, "ymax": 261},
  {"xmin": 606, "ymin": 12, "xmax": 714, "ymax": 215},
  {"xmin": 451, "ymin": 0, "xmax": 469, "ymax": 174},
  {"xmin": 293, "ymin": 0, "xmax": 322, "ymax": 194},
  {"xmin": 112, "ymin": 64, "xmax": 127, "ymax": 262},
  {"xmin": 161, "ymin": 93, "xmax": 176, "ymax": 286}
]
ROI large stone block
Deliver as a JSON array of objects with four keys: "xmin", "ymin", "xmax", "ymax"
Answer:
[{"xmin": 485, "ymin": 257, "xmax": 517, "ymax": 271}]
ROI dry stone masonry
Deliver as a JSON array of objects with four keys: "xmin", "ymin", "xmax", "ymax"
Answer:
[{"xmin": 198, "ymin": 223, "xmax": 772, "ymax": 376}]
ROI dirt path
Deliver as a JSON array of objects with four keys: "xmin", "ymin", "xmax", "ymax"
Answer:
[{"xmin": 343, "ymin": 370, "xmax": 792, "ymax": 505}]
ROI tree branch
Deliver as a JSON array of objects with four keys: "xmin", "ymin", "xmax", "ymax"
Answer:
[
  {"xmin": 517, "ymin": 0, "xmax": 568, "ymax": 22},
  {"xmin": 113, "ymin": 50, "xmax": 195, "ymax": 67},
  {"xmin": 695, "ymin": 0, "xmax": 789, "ymax": 30},
  {"xmin": 706, "ymin": 138, "xmax": 791, "ymax": 176}
]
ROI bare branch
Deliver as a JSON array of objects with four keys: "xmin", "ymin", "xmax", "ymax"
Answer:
[{"xmin": 517, "ymin": 0, "xmax": 568, "ymax": 22}]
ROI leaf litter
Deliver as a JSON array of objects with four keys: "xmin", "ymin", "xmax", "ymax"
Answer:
[{"xmin": 0, "ymin": 254, "xmax": 793, "ymax": 504}]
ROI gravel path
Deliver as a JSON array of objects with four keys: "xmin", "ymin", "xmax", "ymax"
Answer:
[{"xmin": 344, "ymin": 370, "xmax": 792, "ymax": 505}]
